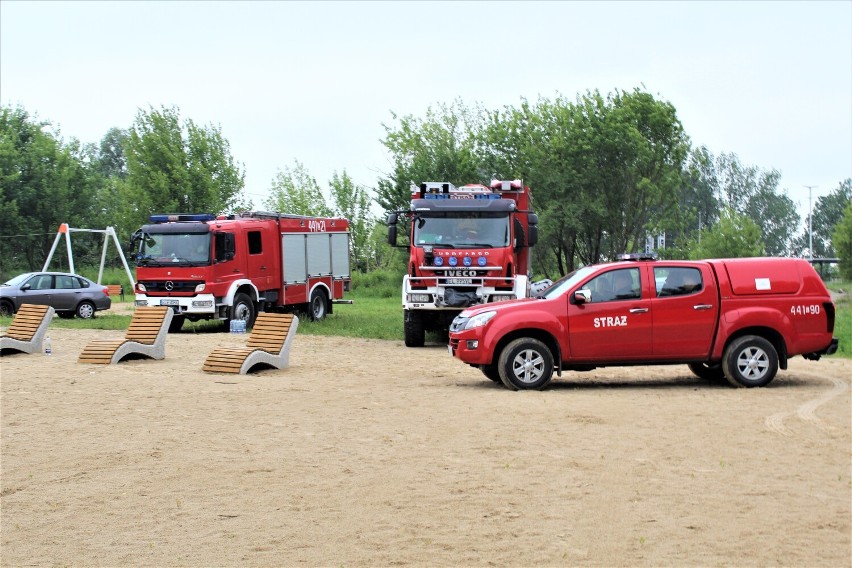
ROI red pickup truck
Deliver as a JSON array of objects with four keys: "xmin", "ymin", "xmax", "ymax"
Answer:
[{"xmin": 448, "ymin": 254, "xmax": 838, "ymax": 390}]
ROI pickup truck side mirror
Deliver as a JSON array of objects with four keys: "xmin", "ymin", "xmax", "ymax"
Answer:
[{"xmin": 574, "ymin": 289, "xmax": 591, "ymax": 304}]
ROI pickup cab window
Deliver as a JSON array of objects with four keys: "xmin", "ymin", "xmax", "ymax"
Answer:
[
  {"xmin": 656, "ymin": 267, "xmax": 703, "ymax": 297},
  {"xmin": 580, "ymin": 268, "xmax": 641, "ymax": 303}
]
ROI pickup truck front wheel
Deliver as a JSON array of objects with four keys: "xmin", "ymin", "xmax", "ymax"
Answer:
[
  {"xmin": 497, "ymin": 338, "xmax": 554, "ymax": 391},
  {"xmin": 688, "ymin": 362, "xmax": 725, "ymax": 382},
  {"xmin": 722, "ymin": 335, "xmax": 779, "ymax": 388}
]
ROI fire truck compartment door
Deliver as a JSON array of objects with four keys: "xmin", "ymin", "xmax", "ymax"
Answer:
[
  {"xmin": 282, "ymin": 234, "xmax": 307, "ymax": 284},
  {"xmin": 307, "ymin": 234, "xmax": 331, "ymax": 276},
  {"xmin": 330, "ymin": 233, "xmax": 350, "ymax": 278}
]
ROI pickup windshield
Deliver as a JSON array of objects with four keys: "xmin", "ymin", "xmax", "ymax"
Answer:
[
  {"xmin": 539, "ymin": 266, "xmax": 597, "ymax": 299},
  {"xmin": 413, "ymin": 213, "xmax": 509, "ymax": 249},
  {"xmin": 136, "ymin": 233, "xmax": 212, "ymax": 266}
]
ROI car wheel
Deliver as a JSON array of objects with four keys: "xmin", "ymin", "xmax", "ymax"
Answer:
[
  {"xmin": 481, "ymin": 364, "xmax": 502, "ymax": 383},
  {"xmin": 403, "ymin": 310, "xmax": 425, "ymax": 347},
  {"xmin": 0, "ymin": 300, "xmax": 14, "ymax": 317},
  {"xmin": 76, "ymin": 301, "xmax": 96, "ymax": 319},
  {"xmin": 230, "ymin": 292, "xmax": 256, "ymax": 328},
  {"xmin": 722, "ymin": 335, "xmax": 779, "ymax": 388},
  {"xmin": 309, "ymin": 289, "xmax": 327, "ymax": 321},
  {"xmin": 497, "ymin": 337, "xmax": 554, "ymax": 391},
  {"xmin": 688, "ymin": 362, "xmax": 725, "ymax": 382}
]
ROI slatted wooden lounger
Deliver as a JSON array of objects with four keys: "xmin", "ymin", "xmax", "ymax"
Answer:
[
  {"xmin": 202, "ymin": 312, "xmax": 299, "ymax": 375},
  {"xmin": 78, "ymin": 305, "xmax": 173, "ymax": 364},
  {"xmin": 0, "ymin": 304, "xmax": 55, "ymax": 355}
]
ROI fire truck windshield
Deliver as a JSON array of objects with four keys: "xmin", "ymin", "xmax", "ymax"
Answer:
[
  {"xmin": 136, "ymin": 233, "xmax": 212, "ymax": 266},
  {"xmin": 413, "ymin": 214, "xmax": 509, "ymax": 248}
]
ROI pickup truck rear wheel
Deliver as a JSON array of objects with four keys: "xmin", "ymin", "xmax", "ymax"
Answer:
[
  {"xmin": 497, "ymin": 338, "xmax": 554, "ymax": 391},
  {"xmin": 688, "ymin": 362, "xmax": 725, "ymax": 382},
  {"xmin": 722, "ymin": 335, "xmax": 779, "ymax": 388}
]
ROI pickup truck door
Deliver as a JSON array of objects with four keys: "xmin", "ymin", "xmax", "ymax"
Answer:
[
  {"xmin": 566, "ymin": 267, "xmax": 653, "ymax": 361},
  {"xmin": 649, "ymin": 265, "xmax": 718, "ymax": 359}
]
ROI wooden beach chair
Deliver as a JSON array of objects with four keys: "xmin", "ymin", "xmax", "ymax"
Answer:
[
  {"xmin": 78, "ymin": 305, "xmax": 172, "ymax": 364},
  {"xmin": 0, "ymin": 304, "xmax": 54, "ymax": 355},
  {"xmin": 202, "ymin": 313, "xmax": 299, "ymax": 375}
]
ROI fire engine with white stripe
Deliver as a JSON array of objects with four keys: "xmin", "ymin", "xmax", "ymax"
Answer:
[{"xmin": 130, "ymin": 212, "xmax": 351, "ymax": 332}]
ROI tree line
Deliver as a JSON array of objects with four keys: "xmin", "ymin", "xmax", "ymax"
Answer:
[{"xmin": 1, "ymin": 89, "xmax": 850, "ymax": 281}]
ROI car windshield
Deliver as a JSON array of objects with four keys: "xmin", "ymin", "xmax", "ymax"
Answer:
[
  {"xmin": 413, "ymin": 214, "xmax": 509, "ymax": 248},
  {"xmin": 137, "ymin": 233, "xmax": 211, "ymax": 266},
  {"xmin": 2, "ymin": 273, "xmax": 34, "ymax": 287},
  {"xmin": 538, "ymin": 266, "xmax": 597, "ymax": 299}
]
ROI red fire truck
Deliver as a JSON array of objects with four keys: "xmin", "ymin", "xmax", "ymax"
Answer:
[
  {"xmin": 387, "ymin": 180, "xmax": 539, "ymax": 347},
  {"xmin": 130, "ymin": 212, "xmax": 351, "ymax": 331}
]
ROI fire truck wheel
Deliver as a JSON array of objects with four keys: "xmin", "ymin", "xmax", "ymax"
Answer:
[
  {"xmin": 722, "ymin": 335, "xmax": 779, "ymax": 388},
  {"xmin": 76, "ymin": 301, "xmax": 96, "ymax": 319},
  {"xmin": 403, "ymin": 310, "xmax": 425, "ymax": 347},
  {"xmin": 231, "ymin": 293, "xmax": 257, "ymax": 328},
  {"xmin": 480, "ymin": 364, "xmax": 502, "ymax": 383},
  {"xmin": 687, "ymin": 362, "xmax": 725, "ymax": 382},
  {"xmin": 168, "ymin": 316, "xmax": 185, "ymax": 332},
  {"xmin": 497, "ymin": 337, "xmax": 554, "ymax": 391},
  {"xmin": 309, "ymin": 289, "xmax": 327, "ymax": 321}
]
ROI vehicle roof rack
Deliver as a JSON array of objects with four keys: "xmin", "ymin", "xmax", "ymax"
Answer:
[{"xmin": 618, "ymin": 252, "xmax": 657, "ymax": 261}]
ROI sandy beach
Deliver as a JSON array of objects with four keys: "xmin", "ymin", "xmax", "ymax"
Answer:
[{"xmin": 1, "ymin": 323, "xmax": 850, "ymax": 567}]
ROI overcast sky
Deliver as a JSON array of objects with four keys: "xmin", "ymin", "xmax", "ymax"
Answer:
[{"xmin": 2, "ymin": 1, "xmax": 850, "ymax": 220}]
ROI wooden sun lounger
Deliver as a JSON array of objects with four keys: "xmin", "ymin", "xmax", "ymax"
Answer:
[
  {"xmin": 202, "ymin": 313, "xmax": 299, "ymax": 375},
  {"xmin": 0, "ymin": 304, "xmax": 54, "ymax": 355},
  {"xmin": 78, "ymin": 306, "xmax": 173, "ymax": 364}
]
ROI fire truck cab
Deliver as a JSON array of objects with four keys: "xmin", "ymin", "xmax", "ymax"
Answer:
[{"xmin": 388, "ymin": 180, "xmax": 538, "ymax": 347}]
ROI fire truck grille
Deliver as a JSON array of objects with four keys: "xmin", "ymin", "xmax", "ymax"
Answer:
[{"xmin": 139, "ymin": 280, "xmax": 199, "ymax": 294}]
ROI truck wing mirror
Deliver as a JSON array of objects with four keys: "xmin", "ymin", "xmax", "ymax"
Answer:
[
  {"xmin": 387, "ymin": 213, "xmax": 398, "ymax": 246},
  {"xmin": 527, "ymin": 213, "xmax": 539, "ymax": 247},
  {"xmin": 574, "ymin": 289, "xmax": 591, "ymax": 304}
]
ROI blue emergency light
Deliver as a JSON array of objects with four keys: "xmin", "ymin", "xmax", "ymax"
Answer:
[{"xmin": 149, "ymin": 213, "xmax": 216, "ymax": 223}]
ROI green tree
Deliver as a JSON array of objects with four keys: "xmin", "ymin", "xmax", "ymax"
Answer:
[
  {"xmin": 799, "ymin": 178, "xmax": 851, "ymax": 257},
  {"xmin": 124, "ymin": 106, "xmax": 248, "ymax": 230},
  {"xmin": 376, "ymin": 100, "xmax": 483, "ymax": 214},
  {"xmin": 328, "ymin": 170, "xmax": 376, "ymax": 272},
  {"xmin": 688, "ymin": 208, "xmax": 764, "ymax": 259},
  {"xmin": 264, "ymin": 161, "xmax": 333, "ymax": 217},
  {"xmin": 711, "ymin": 152, "xmax": 799, "ymax": 256},
  {"xmin": 833, "ymin": 202, "xmax": 852, "ymax": 279},
  {"xmin": 0, "ymin": 106, "xmax": 98, "ymax": 273}
]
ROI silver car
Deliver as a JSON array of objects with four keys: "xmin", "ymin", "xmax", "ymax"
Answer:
[{"xmin": 0, "ymin": 272, "xmax": 112, "ymax": 318}]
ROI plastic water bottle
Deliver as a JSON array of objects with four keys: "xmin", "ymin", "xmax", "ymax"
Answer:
[
  {"xmin": 229, "ymin": 320, "xmax": 237, "ymax": 333},
  {"xmin": 44, "ymin": 336, "xmax": 52, "ymax": 356},
  {"xmin": 238, "ymin": 320, "xmax": 246, "ymax": 333}
]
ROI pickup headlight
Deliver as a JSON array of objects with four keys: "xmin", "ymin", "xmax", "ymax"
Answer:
[{"xmin": 463, "ymin": 310, "xmax": 496, "ymax": 330}]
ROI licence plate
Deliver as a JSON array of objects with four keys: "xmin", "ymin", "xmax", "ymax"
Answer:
[
  {"xmin": 446, "ymin": 278, "xmax": 473, "ymax": 285},
  {"xmin": 160, "ymin": 299, "xmax": 179, "ymax": 306}
]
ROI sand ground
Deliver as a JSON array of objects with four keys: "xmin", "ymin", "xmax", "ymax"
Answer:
[{"xmin": 1, "ymin": 320, "xmax": 850, "ymax": 567}]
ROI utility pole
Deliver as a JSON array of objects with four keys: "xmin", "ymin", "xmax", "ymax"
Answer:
[{"xmin": 804, "ymin": 185, "xmax": 817, "ymax": 260}]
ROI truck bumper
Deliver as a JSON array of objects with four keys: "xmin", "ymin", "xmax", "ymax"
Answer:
[
  {"xmin": 134, "ymin": 294, "xmax": 217, "ymax": 316},
  {"xmin": 448, "ymin": 331, "xmax": 490, "ymax": 365}
]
